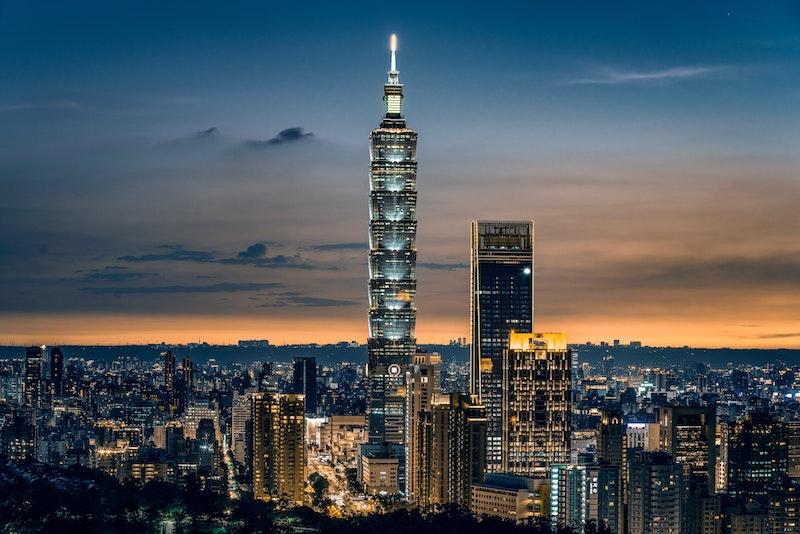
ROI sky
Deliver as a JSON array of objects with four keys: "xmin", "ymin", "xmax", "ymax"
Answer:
[{"xmin": 1, "ymin": 1, "xmax": 799, "ymax": 347}]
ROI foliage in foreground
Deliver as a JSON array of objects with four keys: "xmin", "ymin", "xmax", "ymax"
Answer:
[{"xmin": 0, "ymin": 458, "xmax": 578, "ymax": 533}]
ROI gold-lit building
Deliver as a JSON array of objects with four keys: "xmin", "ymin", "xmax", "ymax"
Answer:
[
  {"xmin": 405, "ymin": 351, "xmax": 441, "ymax": 502},
  {"xmin": 252, "ymin": 393, "xmax": 306, "ymax": 505},
  {"xmin": 361, "ymin": 454, "xmax": 400, "ymax": 494},
  {"xmin": 502, "ymin": 333, "xmax": 571, "ymax": 476},
  {"xmin": 470, "ymin": 474, "xmax": 550, "ymax": 523},
  {"xmin": 409, "ymin": 393, "xmax": 487, "ymax": 508}
]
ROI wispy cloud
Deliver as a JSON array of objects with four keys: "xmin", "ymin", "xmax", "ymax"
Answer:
[
  {"xmin": 0, "ymin": 100, "xmax": 81, "ymax": 113},
  {"xmin": 220, "ymin": 247, "xmax": 325, "ymax": 270},
  {"xmin": 80, "ymin": 282, "xmax": 281, "ymax": 295},
  {"xmin": 757, "ymin": 332, "xmax": 800, "ymax": 340},
  {"xmin": 80, "ymin": 268, "xmax": 159, "ymax": 282},
  {"xmin": 310, "ymin": 242, "xmax": 367, "ymax": 251},
  {"xmin": 118, "ymin": 245, "xmax": 216, "ymax": 263},
  {"xmin": 564, "ymin": 65, "xmax": 733, "ymax": 86},
  {"xmin": 257, "ymin": 292, "xmax": 360, "ymax": 307},
  {"xmin": 418, "ymin": 262, "xmax": 468, "ymax": 271},
  {"xmin": 243, "ymin": 127, "xmax": 314, "ymax": 149}
]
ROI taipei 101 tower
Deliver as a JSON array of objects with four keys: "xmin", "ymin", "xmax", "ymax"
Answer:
[{"xmin": 361, "ymin": 34, "xmax": 417, "ymax": 492}]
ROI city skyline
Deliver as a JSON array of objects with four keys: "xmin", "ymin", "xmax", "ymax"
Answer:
[{"xmin": 2, "ymin": 2, "xmax": 800, "ymax": 348}]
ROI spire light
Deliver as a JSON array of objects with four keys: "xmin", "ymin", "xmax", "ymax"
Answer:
[{"xmin": 390, "ymin": 34, "xmax": 397, "ymax": 72}]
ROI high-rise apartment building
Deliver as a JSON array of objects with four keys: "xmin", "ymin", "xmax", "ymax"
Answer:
[
  {"xmin": 164, "ymin": 350, "xmax": 176, "ymax": 413},
  {"xmin": 182, "ymin": 355, "xmax": 193, "ymax": 393},
  {"xmin": 23, "ymin": 346, "xmax": 42, "ymax": 409},
  {"xmin": 50, "ymin": 347, "xmax": 63, "ymax": 397},
  {"xmin": 470, "ymin": 220, "xmax": 534, "ymax": 472},
  {"xmin": 363, "ymin": 34, "xmax": 418, "ymax": 490},
  {"xmin": 502, "ymin": 333, "xmax": 570, "ymax": 476},
  {"xmin": 231, "ymin": 389, "xmax": 254, "ymax": 464},
  {"xmin": 405, "ymin": 351, "xmax": 441, "ymax": 502},
  {"xmin": 627, "ymin": 451, "xmax": 683, "ymax": 534},
  {"xmin": 252, "ymin": 393, "xmax": 306, "ymax": 504},
  {"xmin": 292, "ymin": 357, "xmax": 317, "ymax": 415},
  {"xmin": 411, "ymin": 393, "xmax": 487, "ymax": 508}
]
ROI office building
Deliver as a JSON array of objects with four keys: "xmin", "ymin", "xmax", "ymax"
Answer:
[
  {"xmin": 292, "ymin": 357, "xmax": 318, "ymax": 414},
  {"xmin": 252, "ymin": 393, "xmax": 306, "ymax": 504},
  {"xmin": 727, "ymin": 411, "xmax": 788, "ymax": 507},
  {"xmin": 502, "ymin": 332, "xmax": 570, "ymax": 476},
  {"xmin": 471, "ymin": 474, "xmax": 550, "ymax": 523},
  {"xmin": 363, "ymin": 34, "xmax": 418, "ymax": 489},
  {"xmin": 626, "ymin": 421, "xmax": 660, "ymax": 451},
  {"xmin": 658, "ymin": 405, "xmax": 717, "ymax": 488},
  {"xmin": 471, "ymin": 220, "xmax": 534, "ymax": 472}
]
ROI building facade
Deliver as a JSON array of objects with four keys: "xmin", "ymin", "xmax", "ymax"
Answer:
[
  {"xmin": 364, "ymin": 34, "xmax": 418, "ymax": 491},
  {"xmin": 470, "ymin": 220, "xmax": 534, "ymax": 472},
  {"xmin": 292, "ymin": 357, "xmax": 318, "ymax": 415},
  {"xmin": 627, "ymin": 451, "xmax": 683, "ymax": 534},
  {"xmin": 252, "ymin": 393, "xmax": 306, "ymax": 504},
  {"xmin": 502, "ymin": 332, "xmax": 570, "ymax": 476}
]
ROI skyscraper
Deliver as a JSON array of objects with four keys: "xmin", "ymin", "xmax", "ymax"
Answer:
[
  {"xmin": 363, "ymin": 34, "xmax": 417, "ymax": 489},
  {"xmin": 182, "ymin": 355, "xmax": 193, "ymax": 393},
  {"xmin": 470, "ymin": 220, "xmax": 534, "ymax": 472},
  {"xmin": 252, "ymin": 393, "xmax": 306, "ymax": 504},
  {"xmin": 292, "ymin": 356, "xmax": 317, "ymax": 414},
  {"xmin": 502, "ymin": 332, "xmax": 570, "ymax": 476},
  {"xmin": 50, "ymin": 347, "xmax": 63, "ymax": 397},
  {"xmin": 164, "ymin": 350, "xmax": 176, "ymax": 413},
  {"xmin": 657, "ymin": 405, "xmax": 717, "ymax": 489},
  {"xmin": 23, "ymin": 346, "xmax": 42, "ymax": 409},
  {"xmin": 727, "ymin": 411, "xmax": 788, "ymax": 507}
]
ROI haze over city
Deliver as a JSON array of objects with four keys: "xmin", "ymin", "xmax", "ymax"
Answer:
[{"xmin": 2, "ymin": 1, "xmax": 800, "ymax": 347}]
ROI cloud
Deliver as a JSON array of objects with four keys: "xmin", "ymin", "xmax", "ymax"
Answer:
[
  {"xmin": 258, "ymin": 292, "xmax": 360, "ymax": 308},
  {"xmin": 195, "ymin": 127, "xmax": 219, "ymax": 139},
  {"xmin": 564, "ymin": 65, "xmax": 732, "ymax": 86},
  {"xmin": 220, "ymin": 249, "xmax": 326, "ymax": 270},
  {"xmin": 80, "ymin": 282, "xmax": 282, "ymax": 295},
  {"xmin": 0, "ymin": 100, "xmax": 81, "ymax": 113},
  {"xmin": 236, "ymin": 242, "xmax": 268, "ymax": 258},
  {"xmin": 243, "ymin": 127, "xmax": 314, "ymax": 148},
  {"xmin": 757, "ymin": 332, "xmax": 800, "ymax": 340},
  {"xmin": 418, "ymin": 262, "xmax": 468, "ymax": 271},
  {"xmin": 80, "ymin": 268, "xmax": 159, "ymax": 282},
  {"xmin": 118, "ymin": 245, "xmax": 216, "ymax": 263},
  {"xmin": 310, "ymin": 242, "xmax": 367, "ymax": 251}
]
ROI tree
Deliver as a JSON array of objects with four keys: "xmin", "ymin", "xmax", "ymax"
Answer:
[{"xmin": 308, "ymin": 472, "xmax": 330, "ymax": 508}]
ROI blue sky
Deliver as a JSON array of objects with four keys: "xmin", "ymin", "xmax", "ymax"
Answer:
[{"xmin": 1, "ymin": 1, "xmax": 799, "ymax": 346}]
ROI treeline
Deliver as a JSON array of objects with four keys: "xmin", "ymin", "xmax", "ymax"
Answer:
[{"xmin": 0, "ymin": 458, "xmax": 585, "ymax": 533}]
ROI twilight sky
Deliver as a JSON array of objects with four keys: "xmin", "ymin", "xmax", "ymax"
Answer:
[{"xmin": 1, "ymin": 1, "xmax": 800, "ymax": 347}]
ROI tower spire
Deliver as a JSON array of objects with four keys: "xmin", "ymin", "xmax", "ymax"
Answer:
[
  {"xmin": 383, "ymin": 34, "xmax": 403, "ymax": 118},
  {"xmin": 388, "ymin": 34, "xmax": 399, "ymax": 84}
]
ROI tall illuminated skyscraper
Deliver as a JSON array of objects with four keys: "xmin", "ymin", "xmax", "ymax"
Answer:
[
  {"xmin": 470, "ymin": 221, "xmax": 534, "ymax": 472},
  {"xmin": 363, "ymin": 34, "xmax": 417, "ymax": 490}
]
